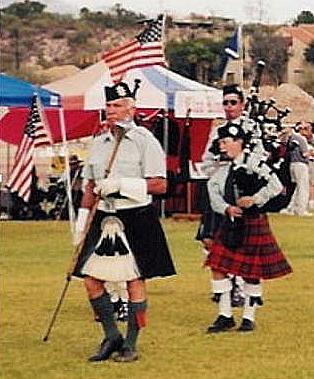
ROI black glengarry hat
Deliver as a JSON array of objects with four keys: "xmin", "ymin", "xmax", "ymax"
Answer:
[
  {"xmin": 223, "ymin": 84, "xmax": 244, "ymax": 100},
  {"xmin": 218, "ymin": 122, "xmax": 247, "ymax": 141},
  {"xmin": 105, "ymin": 79, "xmax": 141, "ymax": 102}
]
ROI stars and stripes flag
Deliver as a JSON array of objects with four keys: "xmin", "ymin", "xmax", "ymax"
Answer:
[
  {"xmin": 103, "ymin": 14, "xmax": 166, "ymax": 82},
  {"xmin": 6, "ymin": 94, "xmax": 52, "ymax": 202}
]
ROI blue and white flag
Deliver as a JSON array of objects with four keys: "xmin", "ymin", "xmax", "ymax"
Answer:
[{"xmin": 218, "ymin": 26, "xmax": 242, "ymax": 82}]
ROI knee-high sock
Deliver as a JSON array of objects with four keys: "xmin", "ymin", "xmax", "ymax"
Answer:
[
  {"xmin": 243, "ymin": 282, "xmax": 263, "ymax": 322},
  {"xmin": 90, "ymin": 293, "xmax": 120, "ymax": 339},
  {"xmin": 124, "ymin": 300, "xmax": 147, "ymax": 350},
  {"xmin": 212, "ymin": 278, "xmax": 232, "ymax": 317}
]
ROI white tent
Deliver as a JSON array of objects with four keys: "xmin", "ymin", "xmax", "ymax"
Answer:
[
  {"xmin": 44, "ymin": 61, "xmax": 112, "ymax": 110},
  {"xmin": 45, "ymin": 61, "xmax": 223, "ymax": 118},
  {"xmin": 45, "ymin": 62, "xmax": 224, "ymax": 214},
  {"xmin": 123, "ymin": 65, "xmax": 224, "ymax": 118}
]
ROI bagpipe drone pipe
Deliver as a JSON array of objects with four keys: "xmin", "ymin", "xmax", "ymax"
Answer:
[
  {"xmin": 242, "ymin": 62, "xmax": 296, "ymax": 212},
  {"xmin": 213, "ymin": 61, "xmax": 296, "ymax": 212}
]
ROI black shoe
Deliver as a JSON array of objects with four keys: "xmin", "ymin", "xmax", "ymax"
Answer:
[
  {"xmin": 207, "ymin": 315, "xmax": 236, "ymax": 333},
  {"xmin": 88, "ymin": 334, "xmax": 124, "ymax": 362},
  {"xmin": 113, "ymin": 347, "xmax": 139, "ymax": 363},
  {"xmin": 237, "ymin": 318, "xmax": 255, "ymax": 332}
]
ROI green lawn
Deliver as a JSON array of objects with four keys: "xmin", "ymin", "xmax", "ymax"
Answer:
[{"xmin": 1, "ymin": 215, "xmax": 314, "ymax": 379}]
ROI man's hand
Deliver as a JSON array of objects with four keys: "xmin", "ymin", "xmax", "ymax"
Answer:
[
  {"xmin": 202, "ymin": 238, "xmax": 213, "ymax": 251},
  {"xmin": 226, "ymin": 205, "xmax": 243, "ymax": 218},
  {"xmin": 94, "ymin": 178, "xmax": 121, "ymax": 198},
  {"xmin": 237, "ymin": 196, "xmax": 255, "ymax": 208}
]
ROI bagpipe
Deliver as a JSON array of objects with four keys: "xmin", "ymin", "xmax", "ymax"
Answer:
[
  {"xmin": 242, "ymin": 61, "xmax": 296, "ymax": 212},
  {"xmin": 219, "ymin": 61, "xmax": 296, "ymax": 212},
  {"xmin": 243, "ymin": 61, "xmax": 292, "ymax": 156}
]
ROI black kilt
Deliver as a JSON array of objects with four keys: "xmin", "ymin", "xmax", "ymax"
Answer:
[{"xmin": 72, "ymin": 205, "xmax": 176, "ymax": 280}]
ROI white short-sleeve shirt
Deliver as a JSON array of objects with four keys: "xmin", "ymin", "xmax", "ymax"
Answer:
[{"xmin": 83, "ymin": 122, "xmax": 166, "ymax": 209}]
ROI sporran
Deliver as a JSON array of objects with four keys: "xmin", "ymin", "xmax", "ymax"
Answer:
[{"xmin": 81, "ymin": 215, "xmax": 140, "ymax": 281}]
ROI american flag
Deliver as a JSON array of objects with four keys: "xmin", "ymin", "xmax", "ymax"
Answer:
[
  {"xmin": 103, "ymin": 14, "xmax": 166, "ymax": 82},
  {"xmin": 6, "ymin": 94, "xmax": 51, "ymax": 202}
]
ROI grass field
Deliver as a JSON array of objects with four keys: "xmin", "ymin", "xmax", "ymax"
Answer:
[{"xmin": 1, "ymin": 215, "xmax": 314, "ymax": 379}]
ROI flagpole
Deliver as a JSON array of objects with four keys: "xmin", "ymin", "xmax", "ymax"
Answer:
[
  {"xmin": 36, "ymin": 94, "xmax": 74, "ymax": 229},
  {"xmin": 58, "ymin": 107, "xmax": 75, "ymax": 235},
  {"xmin": 238, "ymin": 24, "xmax": 244, "ymax": 87}
]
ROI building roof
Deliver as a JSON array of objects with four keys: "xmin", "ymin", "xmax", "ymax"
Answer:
[
  {"xmin": 260, "ymin": 83, "xmax": 314, "ymax": 123},
  {"xmin": 280, "ymin": 24, "xmax": 314, "ymax": 46}
]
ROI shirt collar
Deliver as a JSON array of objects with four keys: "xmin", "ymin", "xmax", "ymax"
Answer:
[
  {"xmin": 233, "ymin": 151, "xmax": 245, "ymax": 166},
  {"xmin": 101, "ymin": 120, "xmax": 138, "ymax": 142}
]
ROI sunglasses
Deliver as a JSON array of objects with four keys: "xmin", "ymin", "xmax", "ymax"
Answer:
[{"xmin": 222, "ymin": 99, "xmax": 238, "ymax": 106}]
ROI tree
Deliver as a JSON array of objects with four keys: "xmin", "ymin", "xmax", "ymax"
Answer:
[
  {"xmin": 304, "ymin": 41, "xmax": 314, "ymax": 64},
  {"xmin": 2, "ymin": 1, "xmax": 46, "ymax": 19},
  {"xmin": 79, "ymin": 7, "xmax": 90, "ymax": 17},
  {"xmin": 249, "ymin": 29, "xmax": 289, "ymax": 85},
  {"xmin": 294, "ymin": 10, "xmax": 314, "ymax": 25},
  {"xmin": 78, "ymin": 4, "xmax": 145, "ymax": 28},
  {"xmin": 166, "ymin": 39, "xmax": 225, "ymax": 83}
]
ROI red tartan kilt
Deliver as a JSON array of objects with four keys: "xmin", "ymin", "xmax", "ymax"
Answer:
[{"xmin": 204, "ymin": 214, "xmax": 292, "ymax": 280}]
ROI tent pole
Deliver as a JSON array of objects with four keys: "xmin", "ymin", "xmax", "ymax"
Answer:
[
  {"xmin": 58, "ymin": 107, "xmax": 75, "ymax": 236},
  {"xmin": 161, "ymin": 103, "xmax": 169, "ymax": 219},
  {"xmin": 6, "ymin": 143, "xmax": 11, "ymax": 218}
]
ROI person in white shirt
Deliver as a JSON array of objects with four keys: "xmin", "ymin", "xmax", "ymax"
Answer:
[
  {"xmin": 72, "ymin": 81, "xmax": 176, "ymax": 363},
  {"xmin": 204, "ymin": 122, "xmax": 292, "ymax": 333},
  {"xmin": 284, "ymin": 121, "xmax": 312, "ymax": 216},
  {"xmin": 197, "ymin": 84, "xmax": 252, "ymax": 308}
]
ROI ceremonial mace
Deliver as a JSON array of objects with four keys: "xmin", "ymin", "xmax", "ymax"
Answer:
[{"xmin": 42, "ymin": 125, "xmax": 126, "ymax": 342}]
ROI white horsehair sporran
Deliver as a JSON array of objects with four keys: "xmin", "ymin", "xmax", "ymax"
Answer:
[{"xmin": 81, "ymin": 215, "xmax": 140, "ymax": 282}]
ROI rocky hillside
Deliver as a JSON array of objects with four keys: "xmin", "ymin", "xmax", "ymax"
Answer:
[
  {"xmin": 0, "ymin": 3, "xmax": 230, "ymax": 84},
  {"xmin": 0, "ymin": 19, "xmax": 143, "ymax": 83}
]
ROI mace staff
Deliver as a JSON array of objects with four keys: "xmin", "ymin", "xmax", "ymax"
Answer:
[{"xmin": 42, "ymin": 125, "xmax": 126, "ymax": 342}]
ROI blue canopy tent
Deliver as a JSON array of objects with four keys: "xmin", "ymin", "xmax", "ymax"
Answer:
[
  {"xmin": 0, "ymin": 74, "xmax": 78, "ymax": 226},
  {"xmin": 0, "ymin": 73, "xmax": 61, "ymax": 107}
]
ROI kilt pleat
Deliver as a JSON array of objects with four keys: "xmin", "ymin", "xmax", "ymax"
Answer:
[
  {"xmin": 205, "ymin": 214, "xmax": 292, "ymax": 280},
  {"xmin": 73, "ymin": 205, "xmax": 176, "ymax": 280}
]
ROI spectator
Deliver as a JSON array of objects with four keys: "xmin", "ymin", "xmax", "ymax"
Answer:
[{"xmin": 283, "ymin": 121, "xmax": 312, "ymax": 216}]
